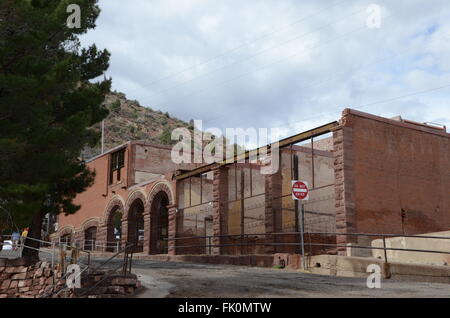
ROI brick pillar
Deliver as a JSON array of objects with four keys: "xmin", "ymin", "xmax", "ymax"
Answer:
[
  {"xmin": 73, "ymin": 230, "xmax": 84, "ymax": 249},
  {"xmin": 333, "ymin": 123, "xmax": 357, "ymax": 256},
  {"xmin": 97, "ymin": 224, "xmax": 108, "ymax": 252},
  {"xmin": 121, "ymin": 218, "xmax": 129, "ymax": 250},
  {"xmin": 167, "ymin": 205, "xmax": 177, "ymax": 255},
  {"xmin": 143, "ymin": 212, "xmax": 151, "ymax": 255},
  {"xmin": 265, "ymin": 165, "xmax": 283, "ymax": 254},
  {"xmin": 212, "ymin": 166, "xmax": 229, "ymax": 255}
]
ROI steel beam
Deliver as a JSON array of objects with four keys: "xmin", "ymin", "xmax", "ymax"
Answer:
[{"xmin": 174, "ymin": 121, "xmax": 339, "ymax": 181}]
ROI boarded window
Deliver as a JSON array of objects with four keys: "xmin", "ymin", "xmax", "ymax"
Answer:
[{"xmin": 109, "ymin": 149, "xmax": 125, "ymax": 184}]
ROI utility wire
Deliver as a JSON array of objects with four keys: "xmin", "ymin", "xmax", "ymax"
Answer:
[
  {"xmin": 152, "ymin": 15, "xmax": 385, "ymax": 114},
  {"xmin": 147, "ymin": 5, "xmax": 369, "ymax": 101},
  {"xmin": 357, "ymin": 81, "xmax": 450, "ymax": 109},
  {"xmin": 277, "ymin": 80, "xmax": 450, "ymax": 136},
  {"xmin": 196, "ymin": 10, "xmax": 449, "ymax": 127},
  {"xmin": 200, "ymin": 78, "xmax": 450, "ymax": 134},
  {"xmin": 144, "ymin": 0, "xmax": 352, "ymax": 87}
]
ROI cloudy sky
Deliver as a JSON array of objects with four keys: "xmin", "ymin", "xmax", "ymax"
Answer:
[{"xmin": 80, "ymin": 0, "xmax": 450, "ymax": 140}]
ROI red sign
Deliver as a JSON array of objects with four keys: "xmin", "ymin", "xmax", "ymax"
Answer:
[{"xmin": 292, "ymin": 181, "xmax": 309, "ymax": 201}]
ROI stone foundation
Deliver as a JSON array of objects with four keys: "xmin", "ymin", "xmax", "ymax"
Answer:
[
  {"xmin": 0, "ymin": 258, "xmax": 142, "ymax": 298},
  {"xmin": 75, "ymin": 271, "xmax": 141, "ymax": 298},
  {"xmin": 0, "ymin": 258, "xmax": 64, "ymax": 298}
]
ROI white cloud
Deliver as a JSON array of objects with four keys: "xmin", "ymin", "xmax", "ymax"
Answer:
[{"xmin": 81, "ymin": 0, "xmax": 450, "ymax": 138}]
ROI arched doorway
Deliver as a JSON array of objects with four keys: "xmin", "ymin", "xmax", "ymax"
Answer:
[
  {"xmin": 128, "ymin": 199, "xmax": 145, "ymax": 253},
  {"xmin": 84, "ymin": 226, "xmax": 97, "ymax": 251},
  {"xmin": 106, "ymin": 206, "xmax": 123, "ymax": 252},
  {"xmin": 150, "ymin": 191, "xmax": 169, "ymax": 254}
]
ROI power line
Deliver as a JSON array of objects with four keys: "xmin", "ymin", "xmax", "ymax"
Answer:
[
  {"xmin": 286, "ymin": 80, "xmax": 450, "ymax": 132},
  {"xmin": 357, "ymin": 81, "xmax": 450, "ymax": 109},
  {"xmin": 131, "ymin": 6, "xmax": 449, "ymax": 133},
  {"xmin": 201, "ymin": 78, "xmax": 450, "ymax": 134},
  {"xmin": 144, "ymin": 0, "xmax": 352, "ymax": 88},
  {"xmin": 182, "ymin": 10, "xmax": 449, "ymax": 127},
  {"xmin": 151, "ymin": 17, "xmax": 381, "ymax": 112},
  {"xmin": 147, "ymin": 5, "xmax": 368, "ymax": 101}
]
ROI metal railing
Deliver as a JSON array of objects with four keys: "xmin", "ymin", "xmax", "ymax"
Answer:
[
  {"xmin": 1, "ymin": 234, "xmax": 136, "ymax": 297},
  {"xmin": 166, "ymin": 231, "xmax": 450, "ymax": 265},
  {"xmin": 1, "ymin": 235, "xmax": 57, "ymax": 267},
  {"xmin": 41, "ymin": 242, "xmax": 134, "ymax": 298},
  {"xmin": 56, "ymin": 239, "xmax": 127, "ymax": 253},
  {"xmin": 76, "ymin": 243, "xmax": 134, "ymax": 297}
]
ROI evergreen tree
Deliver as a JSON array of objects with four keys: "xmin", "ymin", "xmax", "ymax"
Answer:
[
  {"xmin": 0, "ymin": 0, "xmax": 111, "ymax": 259},
  {"xmin": 159, "ymin": 127, "xmax": 173, "ymax": 145}
]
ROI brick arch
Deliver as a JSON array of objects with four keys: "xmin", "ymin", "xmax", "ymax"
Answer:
[
  {"xmin": 147, "ymin": 182, "xmax": 174, "ymax": 207},
  {"xmin": 59, "ymin": 226, "xmax": 74, "ymax": 237},
  {"xmin": 124, "ymin": 190, "xmax": 147, "ymax": 253},
  {"xmin": 81, "ymin": 218, "xmax": 100, "ymax": 231},
  {"xmin": 124, "ymin": 190, "xmax": 148, "ymax": 219},
  {"xmin": 147, "ymin": 182, "xmax": 173, "ymax": 254},
  {"xmin": 58, "ymin": 226, "xmax": 75, "ymax": 245},
  {"xmin": 81, "ymin": 218, "xmax": 100, "ymax": 251},
  {"xmin": 103, "ymin": 196, "xmax": 125, "ymax": 225}
]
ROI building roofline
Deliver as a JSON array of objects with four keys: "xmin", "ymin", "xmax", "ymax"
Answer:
[
  {"xmin": 85, "ymin": 142, "xmax": 130, "ymax": 163},
  {"xmin": 85, "ymin": 141, "xmax": 177, "ymax": 163},
  {"xmin": 343, "ymin": 108, "xmax": 449, "ymax": 138}
]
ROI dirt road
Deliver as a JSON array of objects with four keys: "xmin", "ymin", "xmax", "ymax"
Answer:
[{"xmin": 124, "ymin": 260, "xmax": 450, "ymax": 298}]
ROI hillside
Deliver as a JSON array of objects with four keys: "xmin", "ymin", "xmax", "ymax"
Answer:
[{"xmin": 82, "ymin": 91, "xmax": 194, "ymax": 159}]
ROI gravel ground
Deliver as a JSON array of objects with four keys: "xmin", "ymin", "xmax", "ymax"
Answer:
[
  {"xmin": 124, "ymin": 260, "xmax": 450, "ymax": 298},
  {"xmin": 36, "ymin": 254, "xmax": 450, "ymax": 298}
]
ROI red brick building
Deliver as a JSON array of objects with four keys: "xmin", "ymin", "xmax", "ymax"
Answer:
[
  {"xmin": 54, "ymin": 141, "xmax": 197, "ymax": 254},
  {"xmin": 54, "ymin": 109, "xmax": 450, "ymax": 257}
]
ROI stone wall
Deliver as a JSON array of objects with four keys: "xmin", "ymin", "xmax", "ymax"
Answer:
[
  {"xmin": 75, "ymin": 271, "xmax": 141, "ymax": 298},
  {"xmin": 0, "ymin": 258, "xmax": 64, "ymax": 298},
  {"xmin": 0, "ymin": 259, "xmax": 142, "ymax": 298}
]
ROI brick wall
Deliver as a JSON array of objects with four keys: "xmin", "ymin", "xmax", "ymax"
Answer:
[
  {"xmin": 265, "ymin": 160, "xmax": 282, "ymax": 254},
  {"xmin": 335, "ymin": 109, "xmax": 450, "ymax": 249},
  {"xmin": 212, "ymin": 167, "xmax": 229, "ymax": 255}
]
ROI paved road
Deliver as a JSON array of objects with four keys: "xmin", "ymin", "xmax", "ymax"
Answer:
[
  {"xmin": 35, "ymin": 254, "xmax": 450, "ymax": 298},
  {"xmin": 122, "ymin": 260, "xmax": 450, "ymax": 298}
]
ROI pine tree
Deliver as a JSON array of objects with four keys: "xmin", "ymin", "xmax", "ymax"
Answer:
[
  {"xmin": 159, "ymin": 127, "xmax": 173, "ymax": 145},
  {"xmin": 0, "ymin": 0, "xmax": 111, "ymax": 260}
]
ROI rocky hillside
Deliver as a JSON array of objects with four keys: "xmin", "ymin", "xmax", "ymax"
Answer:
[{"xmin": 82, "ymin": 91, "xmax": 194, "ymax": 159}]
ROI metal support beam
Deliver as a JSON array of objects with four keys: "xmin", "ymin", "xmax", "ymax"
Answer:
[{"xmin": 174, "ymin": 121, "xmax": 339, "ymax": 181}]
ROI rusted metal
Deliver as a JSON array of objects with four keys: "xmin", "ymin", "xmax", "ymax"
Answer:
[
  {"xmin": 166, "ymin": 232, "xmax": 450, "ymax": 259},
  {"xmin": 174, "ymin": 121, "xmax": 339, "ymax": 181},
  {"xmin": 383, "ymin": 236, "xmax": 388, "ymax": 263},
  {"xmin": 311, "ymin": 136, "xmax": 315, "ymax": 189},
  {"xmin": 240, "ymin": 171, "xmax": 245, "ymax": 255}
]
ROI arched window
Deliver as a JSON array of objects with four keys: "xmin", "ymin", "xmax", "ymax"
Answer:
[{"xmin": 84, "ymin": 226, "xmax": 97, "ymax": 251}]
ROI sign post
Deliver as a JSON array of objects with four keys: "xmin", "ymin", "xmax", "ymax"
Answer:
[{"xmin": 292, "ymin": 181, "xmax": 309, "ymax": 270}]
